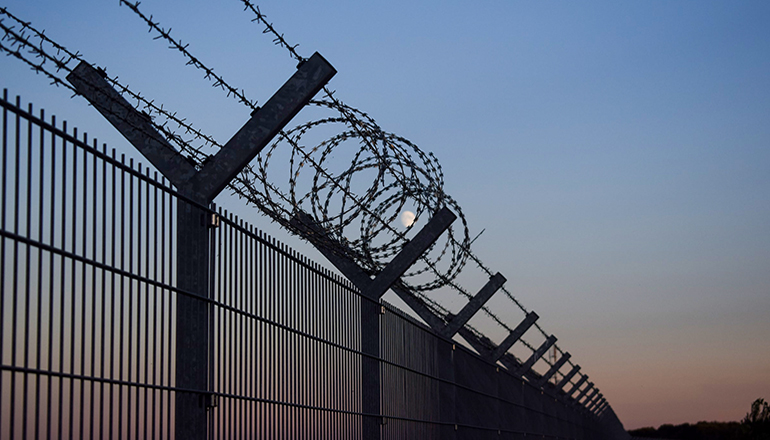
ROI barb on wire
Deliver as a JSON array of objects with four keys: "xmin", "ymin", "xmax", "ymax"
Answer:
[{"xmin": 239, "ymin": 0, "xmax": 305, "ymax": 62}]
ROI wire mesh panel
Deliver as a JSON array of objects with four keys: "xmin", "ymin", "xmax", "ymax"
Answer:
[
  {"xmin": 208, "ymin": 211, "xmax": 364, "ymax": 439},
  {"xmin": 0, "ymin": 91, "xmax": 178, "ymax": 439},
  {"xmin": 380, "ymin": 302, "xmax": 442, "ymax": 439}
]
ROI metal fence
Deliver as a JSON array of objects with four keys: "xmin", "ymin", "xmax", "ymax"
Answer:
[{"xmin": 0, "ymin": 90, "xmax": 629, "ymax": 439}]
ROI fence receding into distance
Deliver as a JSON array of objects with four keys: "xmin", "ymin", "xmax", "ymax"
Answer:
[
  {"xmin": 0, "ymin": 3, "xmax": 635, "ymax": 437},
  {"xmin": 0, "ymin": 89, "xmax": 629, "ymax": 439}
]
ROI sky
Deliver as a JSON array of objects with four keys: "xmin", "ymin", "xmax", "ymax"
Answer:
[{"xmin": 2, "ymin": 0, "xmax": 770, "ymax": 430}]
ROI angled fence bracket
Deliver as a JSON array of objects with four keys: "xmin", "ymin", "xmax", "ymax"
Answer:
[
  {"xmin": 67, "ymin": 51, "xmax": 336, "ymax": 203},
  {"xmin": 567, "ymin": 374, "xmax": 589, "ymax": 398},
  {"xmin": 440, "ymin": 272, "xmax": 505, "ymax": 338},
  {"xmin": 574, "ymin": 381, "xmax": 595, "ymax": 405},
  {"xmin": 596, "ymin": 400, "xmax": 609, "ymax": 416},
  {"xmin": 536, "ymin": 352, "xmax": 571, "ymax": 388},
  {"xmin": 555, "ymin": 364, "xmax": 581, "ymax": 391},
  {"xmin": 516, "ymin": 334, "xmax": 557, "ymax": 376},
  {"xmin": 487, "ymin": 311, "xmax": 539, "ymax": 363},
  {"xmin": 364, "ymin": 207, "xmax": 456, "ymax": 299},
  {"xmin": 582, "ymin": 387, "xmax": 600, "ymax": 409},
  {"xmin": 588, "ymin": 394, "xmax": 604, "ymax": 412}
]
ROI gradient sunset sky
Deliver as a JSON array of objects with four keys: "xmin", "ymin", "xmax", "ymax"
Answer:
[{"xmin": 2, "ymin": 0, "xmax": 769, "ymax": 429}]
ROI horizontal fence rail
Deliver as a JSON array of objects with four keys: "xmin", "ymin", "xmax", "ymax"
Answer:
[{"xmin": 0, "ymin": 90, "xmax": 629, "ymax": 439}]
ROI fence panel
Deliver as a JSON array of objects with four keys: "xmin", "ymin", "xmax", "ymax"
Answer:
[{"xmin": 0, "ymin": 91, "xmax": 178, "ymax": 439}]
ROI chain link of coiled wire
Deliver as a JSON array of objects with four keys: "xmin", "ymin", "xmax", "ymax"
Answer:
[{"xmin": 250, "ymin": 99, "xmax": 471, "ymax": 290}]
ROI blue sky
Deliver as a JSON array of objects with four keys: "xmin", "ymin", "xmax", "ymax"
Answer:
[{"xmin": 2, "ymin": 0, "xmax": 769, "ymax": 429}]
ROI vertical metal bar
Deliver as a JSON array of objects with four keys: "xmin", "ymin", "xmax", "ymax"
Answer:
[
  {"xmin": 361, "ymin": 293, "xmax": 380, "ymax": 439},
  {"xmin": 99, "ymin": 141, "xmax": 107, "ymax": 438},
  {"xmin": 212, "ymin": 207, "xmax": 219, "ymax": 439},
  {"xmin": 230, "ymin": 216, "xmax": 235, "ymax": 438},
  {"xmin": 270, "ymin": 236, "xmax": 275, "ymax": 439},
  {"xmin": 159, "ymin": 174, "xmax": 167, "ymax": 440},
  {"xmin": 78, "ymin": 131, "xmax": 88, "ymax": 440},
  {"xmin": 237, "ymin": 218, "xmax": 242, "ymax": 438},
  {"xmin": 219, "ymin": 208, "xmax": 225, "ymax": 439},
  {"xmin": 10, "ymin": 94, "xmax": 21, "ymax": 440},
  {"xmin": 135, "ymin": 162, "xmax": 142, "ymax": 438},
  {"xmin": 298, "ymin": 257, "xmax": 310, "ymax": 440},
  {"xmin": 0, "ymin": 89, "xmax": 6, "ymax": 440},
  {"xmin": 46, "ymin": 112, "xmax": 56, "ymax": 439},
  {"xmin": 260, "ymin": 230, "xmax": 266, "ymax": 440},
  {"xmin": 22, "ymin": 101, "xmax": 33, "ymax": 440},
  {"xmin": 118, "ymin": 153, "xmax": 126, "ymax": 440},
  {"xmin": 34, "ymin": 106, "xmax": 45, "ymax": 440},
  {"xmin": 151, "ymin": 171, "xmax": 159, "ymax": 438},
  {"xmin": 149, "ymin": 169, "xmax": 156, "ymax": 438},
  {"xmin": 251, "ymin": 225, "xmax": 256, "ymax": 440},
  {"xmin": 241, "ymin": 220, "xmax": 247, "ymax": 439},
  {"xmin": 109, "ymin": 148, "xmax": 117, "ymax": 439},
  {"xmin": 143, "ymin": 165, "xmax": 150, "ymax": 439},
  {"xmin": 252, "ymin": 226, "xmax": 257, "ymax": 440},
  {"xmin": 230, "ymin": 213, "xmax": 235, "ymax": 438},
  {"xmin": 57, "ymin": 120, "xmax": 68, "ymax": 440},
  {"xmin": 175, "ymin": 189, "xmax": 210, "ymax": 440},
  {"xmin": 225, "ymin": 210, "xmax": 231, "ymax": 438},
  {"xmin": 279, "ymin": 240, "xmax": 286, "ymax": 439},
  {"xmin": 128, "ymin": 157, "xmax": 135, "ymax": 439},
  {"xmin": 288, "ymin": 246, "xmax": 293, "ymax": 438},
  {"xmin": 244, "ymin": 223, "xmax": 249, "ymax": 439},
  {"xmin": 245, "ymin": 221, "xmax": 250, "ymax": 438},
  {"xmin": 324, "ymin": 250, "xmax": 330, "ymax": 439},
  {"xmin": 310, "ymin": 255, "xmax": 316, "ymax": 438},
  {"xmin": 89, "ymin": 138, "xmax": 97, "ymax": 440},
  {"xmin": 68, "ymin": 127, "xmax": 78, "ymax": 440}
]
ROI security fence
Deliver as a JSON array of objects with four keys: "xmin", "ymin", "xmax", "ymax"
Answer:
[{"xmin": 0, "ymin": 90, "xmax": 629, "ymax": 439}]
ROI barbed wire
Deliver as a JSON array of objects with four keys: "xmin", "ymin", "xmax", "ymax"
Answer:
[
  {"xmin": 231, "ymin": 1, "xmax": 576, "ymax": 372},
  {"xmin": 240, "ymin": 0, "xmax": 305, "ymax": 62},
  {"xmin": 118, "ymin": 1, "xmax": 258, "ymax": 110},
  {"xmin": 2, "ymin": 2, "xmax": 586, "ymax": 391},
  {"xmin": 118, "ymin": 0, "xmax": 473, "ymax": 293},
  {"xmin": 231, "ymin": 0, "xmax": 562, "ymax": 352},
  {"xmin": 0, "ymin": 6, "xmax": 220, "ymax": 166},
  {"xmin": 115, "ymin": 0, "xmax": 565, "ymax": 370}
]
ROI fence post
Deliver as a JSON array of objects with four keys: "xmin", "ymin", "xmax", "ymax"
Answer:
[
  {"xmin": 536, "ymin": 352, "xmax": 570, "ymax": 387},
  {"xmin": 175, "ymin": 197, "xmax": 213, "ymax": 438},
  {"xmin": 290, "ymin": 207, "xmax": 456, "ymax": 439},
  {"xmin": 438, "ymin": 340, "xmax": 457, "ymax": 439}
]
